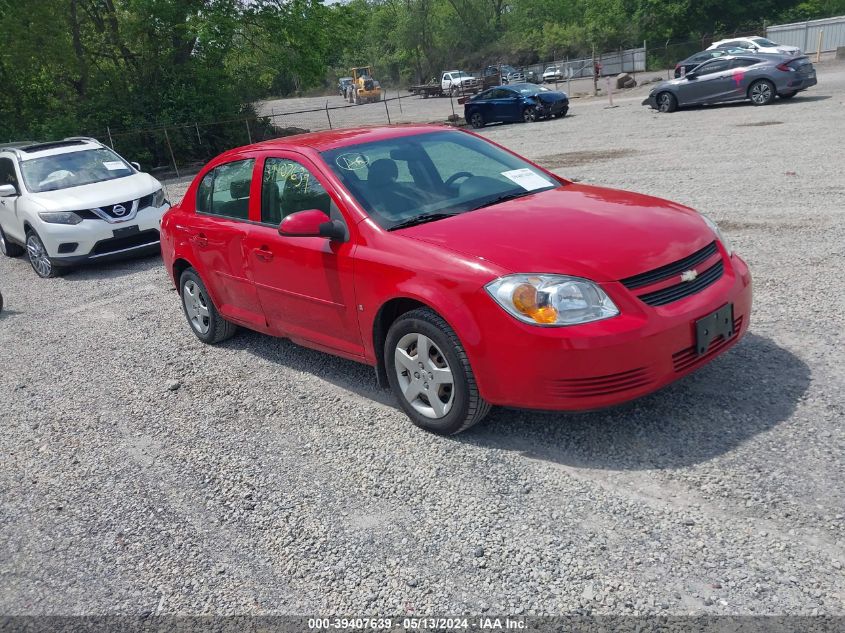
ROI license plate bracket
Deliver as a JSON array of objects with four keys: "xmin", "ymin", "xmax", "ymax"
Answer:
[
  {"xmin": 695, "ymin": 303, "xmax": 734, "ymax": 356},
  {"xmin": 112, "ymin": 225, "xmax": 140, "ymax": 238}
]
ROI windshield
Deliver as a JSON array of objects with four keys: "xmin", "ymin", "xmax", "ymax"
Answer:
[
  {"xmin": 321, "ymin": 131, "xmax": 559, "ymax": 230},
  {"xmin": 752, "ymin": 37, "xmax": 778, "ymax": 47},
  {"xmin": 21, "ymin": 148, "xmax": 133, "ymax": 193},
  {"xmin": 451, "ymin": 71, "xmax": 472, "ymax": 79},
  {"xmin": 511, "ymin": 84, "xmax": 552, "ymax": 95}
]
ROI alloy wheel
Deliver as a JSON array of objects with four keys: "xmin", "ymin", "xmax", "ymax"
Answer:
[
  {"xmin": 0, "ymin": 229, "xmax": 7, "ymax": 255},
  {"xmin": 523, "ymin": 107, "xmax": 537, "ymax": 122},
  {"xmin": 26, "ymin": 233, "xmax": 52, "ymax": 277},
  {"xmin": 750, "ymin": 82, "xmax": 772, "ymax": 104},
  {"xmin": 183, "ymin": 279, "xmax": 211, "ymax": 335},
  {"xmin": 470, "ymin": 113, "xmax": 484, "ymax": 128},
  {"xmin": 393, "ymin": 332, "xmax": 455, "ymax": 419},
  {"xmin": 658, "ymin": 94, "xmax": 672, "ymax": 112}
]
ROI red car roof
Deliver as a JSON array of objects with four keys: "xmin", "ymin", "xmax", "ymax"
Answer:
[{"xmin": 246, "ymin": 124, "xmax": 453, "ymax": 154}]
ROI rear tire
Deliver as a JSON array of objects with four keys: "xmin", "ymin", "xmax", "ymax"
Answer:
[
  {"xmin": 657, "ymin": 92, "xmax": 678, "ymax": 113},
  {"xmin": 779, "ymin": 91, "xmax": 797, "ymax": 99},
  {"xmin": 749, "ymin": 79, "xmax": 775, "ymax": 106},
  {"xmin": 0, "ymin": 225, "xmax": 24, "ymax": 257},
  {"xmin": 179, "ymin": 269, "xmax": 238, "ymax": 344},
  {"xmin": 469, "ymin": 111, "xmax": 485, "ymax": 128},
  {"xmin": 385, "ymin": 307, "xmax": 491, "ymax": 435}
]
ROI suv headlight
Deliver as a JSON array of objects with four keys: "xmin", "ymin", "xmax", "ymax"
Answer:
[
  {"xmin": 39, "ymin": 211, "xmax": 83, "ymax": 225},
  {"xmin": 486, "ymin": 274, "xmax": 619, "ymax": 326},
  {"xmin": 152, "ymin": 188, "xmax": 168, "ymax": 207},
  {"xmin": 701, "ymin": 214, "xmax": 732, "ymax": 255}
]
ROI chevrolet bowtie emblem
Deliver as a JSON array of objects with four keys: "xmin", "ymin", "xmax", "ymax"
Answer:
[{"xmin": 680, "ymin": 269, "xmax": 698, "ymax": 282}]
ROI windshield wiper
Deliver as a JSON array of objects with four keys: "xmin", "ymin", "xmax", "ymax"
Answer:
[
  {"xmin": 388, "ymin": 212, "xmax": 460, "ymax": 231},
  {"xmin": 470, "ymin": 189, "xmax": 539, "ymax": 211}
]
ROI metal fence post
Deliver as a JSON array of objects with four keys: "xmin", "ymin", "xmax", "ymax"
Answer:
[
  {"xmin": 383, "ymin": 97, "xmax": 391, "ymax": 124},
  {"xmin": 106, "ymin": 126, "xmax": 115, "ymax": 149},
  {"xmin": 195, "ymin": 122, "xmax": 201, "ymax": 144},
  {"xmin": 245, "ymin": 119, "xmax": 252, "ymax": 144},
  {"xmin": 163, "ymin": 127, "xmax": 179, "ymax": 179},
  {"xmin": 397, "ymin": 89, "xmax": 402, "ymax": 114},
  {"xmin": 325, "ymin": 101, "xmax": 332, "ymax": 129}
]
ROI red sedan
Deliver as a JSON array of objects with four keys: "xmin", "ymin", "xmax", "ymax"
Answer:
[{"xmin": 160, "ymin": 125, "xmax": 751, "ymax": 434}]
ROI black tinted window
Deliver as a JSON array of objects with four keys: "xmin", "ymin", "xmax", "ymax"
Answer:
[
  {"xmin": 261, "ymin": 158, "xmax": 331, "ymax": 225},
  {"xmin": 0, "ymin": 157, "xmax": 19, "ymax": 190},
  {"xmin": 197, "ymin": 159, "xmax": 254, "ymax": 220},
  {"xmin": 730, "ymin": 58, "xmax": 759, "ymax": 68},
  {"xmin": 696, "ymin": 59, "xmax": 730, "ymax": 75}
]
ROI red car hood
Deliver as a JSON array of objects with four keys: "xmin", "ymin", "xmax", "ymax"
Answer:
[{"xmin": 398, "ymin": 184, "xmax": 714, "ymax": 282}]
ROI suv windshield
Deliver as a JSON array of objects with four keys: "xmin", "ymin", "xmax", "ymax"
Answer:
[
  {"xmin": 321, "ymin": 130, "xmax": 559, "ymax": 230},
  {"xmin": 21, "ymin": 148, "xmax": 133, "ymax": 193}
]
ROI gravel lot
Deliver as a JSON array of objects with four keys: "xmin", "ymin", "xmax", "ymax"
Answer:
[{"xmin": 1, "ymin": 61, "xmax": 844, "ymax": 617}]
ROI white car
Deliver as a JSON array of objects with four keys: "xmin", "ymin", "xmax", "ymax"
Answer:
[
  {"xmin": 707, "ymin": 36, "xmax": 801, "ymax": 56},
  {"xmin": 542, "ymin": 66, "xmax": 564, "ymax": 82},
  {"xmin": 0, "ymin": 137, "xmax": 169, "ymax": 278}
]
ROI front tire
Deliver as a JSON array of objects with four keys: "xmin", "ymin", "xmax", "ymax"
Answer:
[
  {"xmin": 0, "ymin": 225, "xmax": 24, "ymax": 257},
  {"xmin": 749, "ymin": 80, "xmax": 775, "ymax": 106},
  {"xmin": 179, "ymin": 269, "xmax": 237, "ymax": 344},
  {"xmin": 385, "ymin": 308, "xmax": 491, "ymax": 435},
  {"xmin": 25, "ymin": 230, "xmax": 60, "ymax": 278},
  {"xmin": 523, "ymin": 106, "xmax": 537, "ymax": 122},
  {"xmin": 657, "ymin": 92, "xmax": 678, "ymax": 112}
]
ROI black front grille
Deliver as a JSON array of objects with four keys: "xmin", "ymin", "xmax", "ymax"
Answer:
[
  {"xmin": 621, "ymin": 242, "xmax": 718, "ymax": 290},
  {"xmin": 638, "ymin": 260, "xmax": 724, "ymax": 307},
  {"xmin": 98, "ymin": 200, "xmax": 134, "ymax": 220},
  {"xmin": 90, "ymin": 229, "xmax": 159, "ymax": 256}
]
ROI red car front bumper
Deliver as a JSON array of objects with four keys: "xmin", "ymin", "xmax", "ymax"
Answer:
[{"xmin": 469, "ymin": 254, "xmax": 752, "ymax": 410}]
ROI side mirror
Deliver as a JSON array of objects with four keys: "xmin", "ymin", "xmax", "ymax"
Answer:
[
  {"xmin": 130, "ymin": 161, "xmax": 141, "ymax": 171},
  {"xmin": 279, "ymin": 209, "xmax": 347, "ymax": 241},
  {"xmin": 0, "ymin": 184, "xmax": 18, "ymax": 197}
]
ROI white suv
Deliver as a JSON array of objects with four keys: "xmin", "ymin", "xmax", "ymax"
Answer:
[{"xmin": 0, "ymin": 137, "xmax": 169, "ymax": 278}]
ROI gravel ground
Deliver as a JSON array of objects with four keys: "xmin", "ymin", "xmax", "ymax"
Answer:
[{"xmin": 1, "ymin": 60, "xmax": 844, "ymax": 618}]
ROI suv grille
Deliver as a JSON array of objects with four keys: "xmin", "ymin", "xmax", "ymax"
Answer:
[{"xmin": 620, "ymin": 241, "xmax": 724, "ymax": 307}]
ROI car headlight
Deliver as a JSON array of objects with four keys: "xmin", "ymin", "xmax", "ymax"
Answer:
[
  {"xmin": 38, "ymin": 211, "xmax": 83, "ymax": 225},
  {"xmin": 150, "ymin": 188, "xmax": 168, "ymax": 207},
  {"xmin": 701, "ymin": 214, "xmax": 732, "ymax": 255},
  {"xmin": 486, "ymin": 274, "xmax": 619, "ymax": 326}
]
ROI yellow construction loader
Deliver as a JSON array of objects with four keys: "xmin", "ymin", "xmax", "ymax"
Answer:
[{"xmin": 347, "ymin": 66, "xmax": 382, "ymax": 104}]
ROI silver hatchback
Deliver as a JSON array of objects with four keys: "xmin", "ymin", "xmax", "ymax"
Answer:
[{"xmin": 644, "ymin": 54, "xmax": 817, "ymax": 112}]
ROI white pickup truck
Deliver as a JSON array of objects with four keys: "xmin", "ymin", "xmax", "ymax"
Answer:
[{"xmin": 441, "ymin": 71, "xmax": 482, "ymax": 96}]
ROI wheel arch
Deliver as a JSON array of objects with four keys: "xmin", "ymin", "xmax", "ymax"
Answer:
[
  {"xmin": 172, "ymin": 257, "xmax": 193, "ymax": 286},
  {"xmin": 371, "ymin": 293, "xmax": 482, "ymax": 390}
]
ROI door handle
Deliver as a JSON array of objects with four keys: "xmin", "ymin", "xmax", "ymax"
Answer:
[
  {"xmin": 191, "ymin": 233, "xmax": 208, "ymax": 247},
  {"xmin": 254, "ymin": 247, "xmax": 274, "ymax": 262}
]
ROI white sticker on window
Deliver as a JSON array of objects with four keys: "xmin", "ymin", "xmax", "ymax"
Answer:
[
  {"xmin": 501, "ymin": 168, "xmax": 553, "ymax": 191},
  {"xmin": 103, "ymin": 161, "xmax": 127, "ymax": 171}
]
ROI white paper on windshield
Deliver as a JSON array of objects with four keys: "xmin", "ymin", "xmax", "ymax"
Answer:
[
  {"xmin": 103, "ymin": 161, "xmax": 126, "ymax": 171},
  {"xmin": 501, "ymin": 168, "xmax": 553, "ymax": 191}
]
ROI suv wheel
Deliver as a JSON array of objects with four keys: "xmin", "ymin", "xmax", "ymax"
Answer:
[
  {"xmin": 385, "ymin": 308, "xmax": 491, "ymax": 435},
  {"xmin": 179, "ymin": 268, "xmax": 237, "ymax": 344},
  {"xmin": 26, "ymin": 231, "xmax": 59, "ymax": 278},
  {"xmin": 0, "ymin": 225, "xmax": 24, "ymax": 257}
]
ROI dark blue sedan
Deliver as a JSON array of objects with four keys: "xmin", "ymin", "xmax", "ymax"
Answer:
[{"xmin": 463, "ymin": 83, "xmax": 569, "ymax": 128}]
